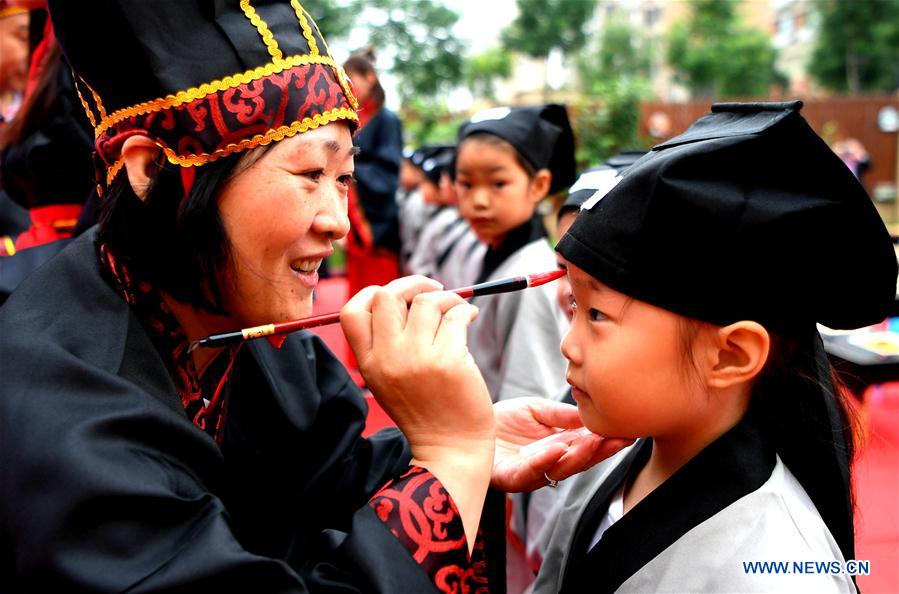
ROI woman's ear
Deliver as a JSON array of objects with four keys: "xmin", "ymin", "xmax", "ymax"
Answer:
[
  {"xmin": 530, "ymin": 168, "xmax": 552, "ymax": 203},
  {"xmin": 121, "ymin": 135, "xmax": 163, "ymax": 201},
  {"xmin": 705, "ymin": 321, "xmax": 770, "ymax": 390}
]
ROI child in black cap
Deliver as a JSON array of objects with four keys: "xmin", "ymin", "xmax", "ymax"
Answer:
[
  {"xmin": 406, "ymin": 145, "xmax": 485, "ymax": 287},
  {"xmin": 534, "ymin": 101, "xmax": 896, "ymax": 593},
  {"xmin": 455, "ymin": 104, "xmax": 576, "ymax": 404}
]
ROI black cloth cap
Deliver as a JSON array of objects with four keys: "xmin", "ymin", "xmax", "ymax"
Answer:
[
  {"xmin": 419, "ymin": 145, "xmax": 455, "ymax": 185},
  {"xmin": 560, "ymin": 151, "xmax": 648, "ymax": 217},
  {"xmin": 557, "ymin": 100, "xmax": 897, "ymax": 330},
  {"xmin": 458, "ymin": 104, "xmax": 576, "ymax": 194}
]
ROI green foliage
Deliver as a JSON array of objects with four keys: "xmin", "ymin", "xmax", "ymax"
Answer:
[
  {"xmin": 574, "ymin": 80, "xmax": 652, "ymax": 168},
  {"xmin": 364, "ymin": 0, "xmax": 465, "ymax": 104},
  {"xmin": 301, "ymin": 0, "xmax": 360, "ymax": 40},
  {"xmin": 575, "ymin": 17, "xmax": 653, "ymax": 167},
  {"xmin": 501, "ymin": 0, "xmax": 596, "ymax": 58},
  {"xmin": 464, "ymin": 47, "xmax": 513, "ymax": 100},
  {"xmin": 810, "ymin": 0, "xmax": 899, "ymax": 93},
  {"xmin": 666, "ymin": 0, "xmax": 781, "ymax": 98},
  {"xmin": 578, "ymin": 17, "xmax": 652, "ymax": 85},
  {"xmin": 304, "ymin": 0, "xmax": 465, "ymax": 105},
  {"xmin": 400, "ymin": 99, "xmax": 466, "ymax": 147}
]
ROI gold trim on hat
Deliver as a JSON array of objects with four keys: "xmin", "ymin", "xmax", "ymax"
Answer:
[
  {"xmin": 239, "ymin": 0, "xmax": 283, "ymax": 63},
  {"xmin": 0, "ymin": 7, "xmax": 27, "ymax": 19},
  {"xmin": 105, "ymin": 106, "xmax": 357, "ymax": 186},
  {"xmin": 290, "ymin": 0, "xmax": 319, "ymax": 57},
  {"xmin": 73, "ymin": 78, "xmax": 98, "ymax": 129},
  {"xmin": 94, "ymin": 54, "xmax": 352, "ymax": 138}
]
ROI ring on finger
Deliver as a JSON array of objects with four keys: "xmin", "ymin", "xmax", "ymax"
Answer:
[{"xmin": 544, "ymin": 472, "xmax": 559, "ymax": 488}]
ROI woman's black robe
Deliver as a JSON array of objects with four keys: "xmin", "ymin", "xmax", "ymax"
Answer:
[{"xmin": 0, "ymin": 230, "xmax": 456, "ymax": 593}]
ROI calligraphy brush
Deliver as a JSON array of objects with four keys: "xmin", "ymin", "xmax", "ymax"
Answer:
[{"xmin": 189, "ymin": 269, "xmax": 566, "ymax": 351}]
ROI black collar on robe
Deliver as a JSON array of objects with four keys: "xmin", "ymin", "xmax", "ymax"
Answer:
[
  {"xmin": 476, "ymin": 213, "xmax": 547, "ymax": 284},
  {"xmin": 560, "ymin": 411, "xmax": 776, "ymax": 594}
]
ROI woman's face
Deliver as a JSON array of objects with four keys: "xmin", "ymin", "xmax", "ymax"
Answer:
[
  {"xmin": 216, "ymin": 123, "xmax": 354, "ymax": 327},
  {"xmin": 0, "ymin": 13, "xmax": 29, "ymax": 95},
  {"xmin": 561, "ymin": 263, "xmax": 707, "ymax": 439}
]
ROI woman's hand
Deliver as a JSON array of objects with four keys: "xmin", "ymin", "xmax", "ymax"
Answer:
[
  {"xmin": 341, "ymin": 276, "xmax": 495, "ymax": 550},
  {"xmin": 491, "ymin": 398, "xmax": 634, "ymax": 492}
]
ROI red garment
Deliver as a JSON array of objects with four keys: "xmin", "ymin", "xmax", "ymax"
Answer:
[
  {"xmin": 343, "ymin": 99, "xmax": 401, "ymax": 368},
  {"xmin": 370, "ymin": 466, "xmax": 491, "ymax": 593},
  {"xmin": 2, "ymin": 204, "xmax": 82, "ymax": 255}
]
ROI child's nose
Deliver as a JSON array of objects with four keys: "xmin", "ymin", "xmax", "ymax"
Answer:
[{"xmin": 560, "ymin": 325, "xmax": 580, "ymax": 364}]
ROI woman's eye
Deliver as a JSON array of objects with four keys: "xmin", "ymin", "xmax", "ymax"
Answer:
[
  {"xmin": 588, "ymin": 308, "xmax": 606, "ymax": 322},
  {"xmin": 300, "ymin": 169, "xmax": 324, "ymax": 182},
  {"xmin": 338, "ymin": 174, "xmax": 355, "ymax": 186}
]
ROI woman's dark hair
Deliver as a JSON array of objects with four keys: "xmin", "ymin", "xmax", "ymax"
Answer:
[
  {"xmin": 98, "ymin": 147, "xmax": 269, "ymax": 314},
  {"xmin": 343, "ymin": 48, "xmax": 385, "ymax": 108},
  {"xmin": 458, "ymin": 132, "xmax": 538, "ymax": 178},
  {"xmin": 0, "ymin": 43, "xmax": 63, "ymax": 151}
]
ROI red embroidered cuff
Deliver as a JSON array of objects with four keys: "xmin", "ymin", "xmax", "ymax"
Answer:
[{"xmin": 369, "ymin": 466, "xmax": 490, "ymax": 593}]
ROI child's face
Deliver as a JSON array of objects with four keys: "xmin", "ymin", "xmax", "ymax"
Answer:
[
  {"xmin": 420, "ymin": 179, "xmax": 441, "ymax": 205},
  {"xmin": 455, "ymin": 139, "xmax": 548, "ymax": 248},
  {"xmin": 561, "ymin": 263, "xmax": 708, "ymax": 439},
  {"xmin": 555, "ymin": 210, "xmax": 578, "ymax": 321}
]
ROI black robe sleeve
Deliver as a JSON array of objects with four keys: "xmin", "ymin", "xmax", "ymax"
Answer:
[{"xmin": 0, "ymin": 236, "xmax": 455, "ymax": 593}]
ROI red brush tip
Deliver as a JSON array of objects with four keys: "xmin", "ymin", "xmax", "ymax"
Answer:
[{"xmin": 527, "ymin": 269, "xmax": 567, "ymax": 287}]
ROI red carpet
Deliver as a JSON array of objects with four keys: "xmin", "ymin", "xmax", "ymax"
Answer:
[{"xmin": 313, "ymin": 276, "xmax": 899, "ymax": 591}]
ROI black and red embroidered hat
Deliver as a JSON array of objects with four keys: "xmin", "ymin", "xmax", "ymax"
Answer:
[{"xmin": 47, "ymin": 0, "xmax": 359, "ymax": 191}]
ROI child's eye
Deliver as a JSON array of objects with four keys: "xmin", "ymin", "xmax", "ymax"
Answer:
[
  {"xmin": 588, "ymin": 308, "xmax": 606, "ymax": 322},
  {"xmin": 568, "ymin": 295, "xmax": 577, "ymax": 311},
  {"xmin": 493, "ymin": 181, "xmax": 507, "ymax": 190}
]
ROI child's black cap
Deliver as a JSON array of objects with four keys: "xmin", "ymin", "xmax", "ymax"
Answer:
[
  {"xmin": 557, "ymin": 100, "xmax": 897, "ymax": 330},
  {"xmin": 419, "ymin": 145, "xmax": 456, "ymax": 185},
  {"xmin": 458, "ymin": 104, "xmax": 576, "ymax": 194},
  {"xmin": 559, "ymin": 151, "xmax": 648, "ymax": 220}
]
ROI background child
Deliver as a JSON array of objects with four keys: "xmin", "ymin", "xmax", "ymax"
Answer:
[
  {"xmin": 455, "ymin": 104, "xmax": 576, "ymax": 404},
  {"xmin": 534, "ymin": 101, "xmax": 897, "ymax": 593},
  {"xmin": 406, "ymin": 145, "xmax": 485, "ymax": 288}
]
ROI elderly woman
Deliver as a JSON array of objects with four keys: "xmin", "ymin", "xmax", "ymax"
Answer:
[{"xmin": 0, "ymin": 2, "xmax": 629, "ymax": 592}]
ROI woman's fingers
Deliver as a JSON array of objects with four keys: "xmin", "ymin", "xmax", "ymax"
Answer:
[
  {"xmin": 405, "ymin": 291, "xmax": 468, "ymax": 349},
  {"xmin": 523, "ymin": 399, "xmax": 587, "ymax": 430},
  {"xmin": 544, "ymin": 435, "xmax": 636, "ymax": 482},
  {"xmin": 432, "ymin": 301, "xmax": 478, "ymax": 352},
  {"xmin": 340, "ymin": 285, "xmax": 381, "ymax": 363}
]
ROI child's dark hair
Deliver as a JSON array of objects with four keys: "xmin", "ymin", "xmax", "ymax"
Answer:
[
  {"xmin": 678, "ymin": 319, "xmax": 857, "ymax": 542},
  {"xmin": 343, "ymin": 48, "xmax": 385, "ymax": 108},
  {"xmin": 459, "ymin": 132, "xmax": 537, "ymax": 179},
  {"xmin": 98, "ymin": 147, "xmax": 270, "ymax": 314}
]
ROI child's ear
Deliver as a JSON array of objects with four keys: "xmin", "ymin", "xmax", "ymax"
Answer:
[
  {"xmin": 704, "ymin": 321, "xmax": 770, "ymax": 390},
  {"xmin": 122, "ymin": 135, "xmax": 163, "ymax": 202},
  {"xmin": 529, "ymin": 168, "xmax": 552, "ymax": 203}
]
